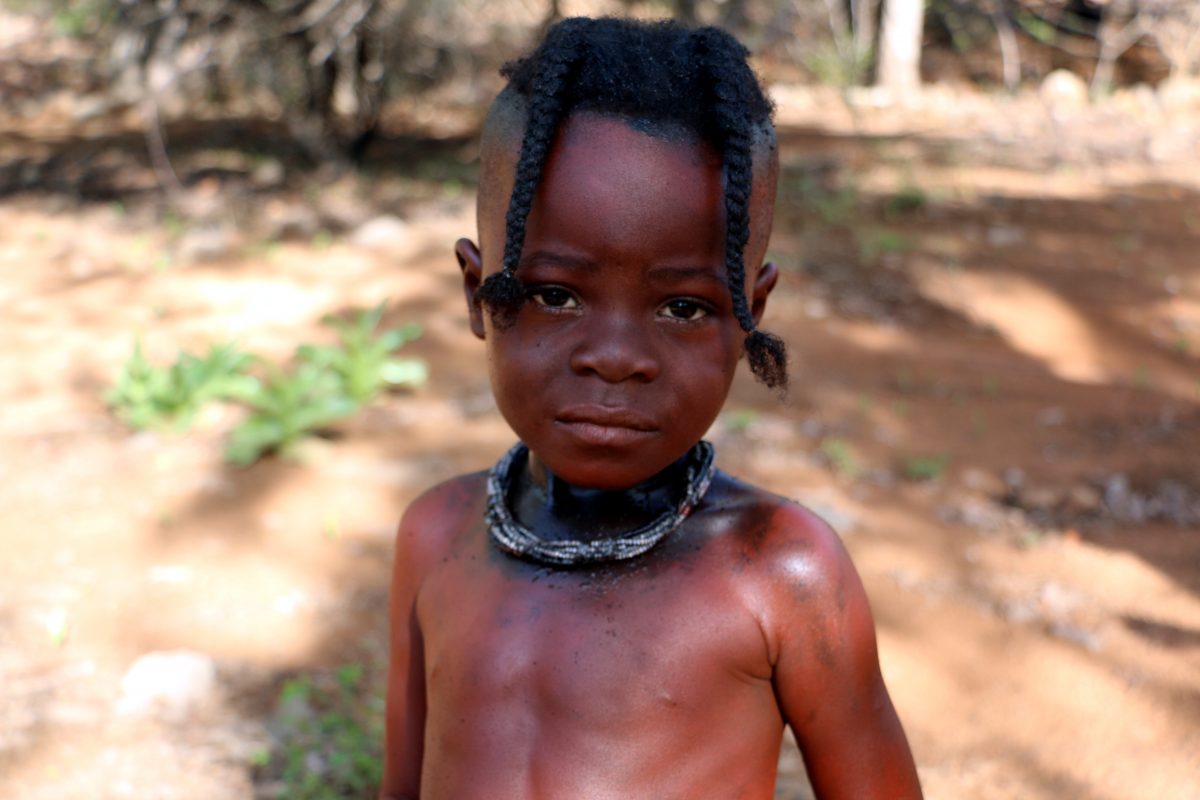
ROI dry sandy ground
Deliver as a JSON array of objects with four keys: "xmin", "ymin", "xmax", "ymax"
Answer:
[{"xmin": 1, "ymin": 100, "xmax": 1198, "ymax": 799}]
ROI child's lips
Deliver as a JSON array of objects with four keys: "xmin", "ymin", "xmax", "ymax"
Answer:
[{"xmin": 555, "ymin": 406, "xmax": 659, "ymax": 446}]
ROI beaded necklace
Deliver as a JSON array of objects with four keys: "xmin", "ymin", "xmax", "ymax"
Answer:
[{"xmin": 485, "ymin": 441, "xmax": 717, "ymax": 567}]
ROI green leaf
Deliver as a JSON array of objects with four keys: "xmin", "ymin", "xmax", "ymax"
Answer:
[{"xmin": 380, "ymin": 358, "xmax": 428, "ymax": 387}]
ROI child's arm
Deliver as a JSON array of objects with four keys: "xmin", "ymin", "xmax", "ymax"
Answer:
[
  {"xmin": 378, "ymin": 499, "xmax": 434, "ymax": 800},
  {"xmin": 769, "ymin": 505, "xmax": 923, "ymax": 799}
]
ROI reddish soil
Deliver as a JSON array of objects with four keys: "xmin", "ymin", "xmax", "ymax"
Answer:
[{"xmin": 1, "ymin": 90, "xmax": 1198, "ymax": 799}]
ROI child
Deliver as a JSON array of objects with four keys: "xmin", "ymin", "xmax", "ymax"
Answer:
[{"xmin": 381, "ymin": 17, "xmax": 921, "ymax": 800}]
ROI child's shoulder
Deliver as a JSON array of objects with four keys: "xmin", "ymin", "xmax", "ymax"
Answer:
[
  {"xmin": 394, "ymin": 471, "xmax": 488, "ymax": 563},
  {"xmin": 704, "ymin": 471, "xmax": 860, "ymax": 617},
  {"xmin": 706, "ymin": 470, "xmax": 847, "ymax": 562}
]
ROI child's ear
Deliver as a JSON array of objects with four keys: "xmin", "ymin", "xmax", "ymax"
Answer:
[
  {"xmin": 456, "ymin": 238, "xmax": 486, "ymax": 340},
  {"xmin": 750, "ymin": 261, "xmax": 779, "ymax": 326}
]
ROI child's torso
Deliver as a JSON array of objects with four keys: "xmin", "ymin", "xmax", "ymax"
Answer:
[{"xmin": 415, "ymin": 477, "xmax": 789, "ymax": 799}]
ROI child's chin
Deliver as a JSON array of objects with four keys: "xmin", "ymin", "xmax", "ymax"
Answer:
[{"xmin": 537, "ymin": 448, "xmax": 687, "ymax": 491}]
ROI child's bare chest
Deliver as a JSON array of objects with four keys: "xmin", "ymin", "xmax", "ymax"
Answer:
[{"xmin": 417, "ymin": 537, "xmax": 773, "ymax": 729}]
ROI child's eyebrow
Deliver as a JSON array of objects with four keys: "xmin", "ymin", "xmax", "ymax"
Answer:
[
  {"xmin": 646, "ymin": 265, "xmax": 726, "ymax": 286},
  {"xmin": 519, "ymin": 252, "xmax": 725, "ymax": 287},
  {"xmin": 519, "ymin": 250, "xmax": 595, "ymax": 270}
]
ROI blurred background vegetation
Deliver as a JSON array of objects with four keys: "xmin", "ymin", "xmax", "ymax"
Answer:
[{"xmin": 4, "ymin": 0, "xmax": 1199, "ymax": 173}]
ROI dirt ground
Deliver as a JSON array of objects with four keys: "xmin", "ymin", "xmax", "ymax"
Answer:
[{"xmin": 1, "ymin": 85, "xmax": 1199, "ymax": 800}]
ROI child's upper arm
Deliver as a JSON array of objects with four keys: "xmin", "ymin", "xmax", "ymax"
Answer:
[
  {"xmin": 379, "ymin": 479, "xmax": 472, "ymax": 800},
  {"xmin": 765, "ymin": 504, "xmax": 923, "ymax": 800}
]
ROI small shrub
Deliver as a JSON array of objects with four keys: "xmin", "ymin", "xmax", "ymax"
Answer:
[
  {"xmin": 820, "ymin": 437, "xmax": 861, "ymax": 480},
  {"xmin": 884, "ymin": 184, "xmax": 928, "ymax": 219},
  {"xmin": 106, "ymin": 339, "xmax": 257, "ymax": 430},
  {"xmin": 902, "ymin": 454, "xmax": 949, "ymax": 482},
  {"xmin": 804, "ymin": 42, "xmax": 873, "ymax": 88},
  {"xmin": 300, "ymin": 302, "xmax": 427, "ymax": 405},
  {"xmin": 722, "ymin": 409, "xmax": 758, "ymax": 433},
  {"xmin": 107, "ymin": 302, "xmax": 427, "ymax": 465},
  {"xmin": 795, "ymin": 173, "xmax": 860, "ymax": 226},
  {"xmin": 225, "ymin": 361, "xmax": 358, "ymax": 465},
  {"xmin": 858, "ymin": 228, "xmax": 913, "ymax": 265},
  {"xmin": 257, "ymin": 665, "xmax": 384, "ymax": 800}
]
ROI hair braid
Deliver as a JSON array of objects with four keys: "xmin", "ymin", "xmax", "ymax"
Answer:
[
  {"xmin": 693, "ymin": 29, "xmax": 789, "ymax": 390},
  {"xmin": 691, "ymin": 30, "xmax": 792, "ymax": 391},
  {"xmin": 476, "ymin": 19, "xmax": 590, "ymax": 328}
]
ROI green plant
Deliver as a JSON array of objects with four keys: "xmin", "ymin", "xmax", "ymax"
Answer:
[
  {"xmin": 107, "ymin": 303, "xmax": 429, "ymax": 464},
  {"xmin": 858, "ymin": 228, "xmax": 913, "ymax": 265},
  {"xmin": 884, "ymin": 184, "xmax": 928, "ymax": 219},
  {"xmin": 299, "ymin": 302, "xmax": 427, "ymax": 404},
  {"xmin": 258, "ymin": 665, "xmax": 383, "ymax": 800},
  {"xmin": 795, "ymin": 173, "xmax": 860, "ymax": 226},
  {"xmin": 820, "ymin": 437, "xmax": 860, "ymax": 480},
  {"xmin": 902, "ymin": 454, "xmax": 948, "ymax": 482},
  {"xmin": 225, "ymin": 361, "xmax": 358, "ymax": 465},
  {"xmin": 1133, "ymin": 365, "xmax": 1156, "ymax": 391},
  {"xmin": 804, "ymin": 42, "xmax": 873, "ymax": 88},
  {"xmin": 722, "ymin": 409, "xmax": 758, "ymax": 433},
  {"xmin": 106, "ymin": 339, "xmax": 258, "ymax": 430}
]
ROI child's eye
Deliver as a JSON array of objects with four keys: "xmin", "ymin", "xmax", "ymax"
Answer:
[
  {"xmin": 659, "ymin": 299, "xmax": 710, "ymax": 321},
  {"xmin": 529, "ymin": 287, "xmax": 579, "ymax": 309}
]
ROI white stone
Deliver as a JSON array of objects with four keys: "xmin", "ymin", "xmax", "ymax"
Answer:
[
  {"xmin": 116, "ymin": 650, "xmax": 217, "ymax": 721},
  {"xmin": 350, "ymin": 215, "xmax": 411, "ymax": 251},
  {"xmin": 1039, "ymin": 69, "xmax": 1089, "ymax": 111},
  {"xmin": 177, "ymin": 224, "xmax": 237, "ymax": 263}
]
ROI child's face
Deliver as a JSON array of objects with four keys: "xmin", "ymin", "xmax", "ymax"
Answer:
[{"xmin": 459, "ymin": 113, "xmax": 778, "ymax": 490}]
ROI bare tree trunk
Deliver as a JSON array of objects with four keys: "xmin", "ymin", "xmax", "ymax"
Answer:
[
  {"xmin": 674, "ymin": 0, "xmax": 697, "ymax": 25},
  {"xmin": 1091, "ymin": 5, "xmax": 1146, "ymax": 98},
  {"xmin": 851, "ymin": 0, "xmax": 877, "ymax": 61},
  {"xmin": 876, "ymin": 0, "xmax": 925, "ymax": 97},
  {"xmin": 989, "ymin": 0, "xmax": 1020, "ymax": 92}
]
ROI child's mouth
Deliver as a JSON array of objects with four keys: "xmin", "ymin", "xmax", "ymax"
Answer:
[{"xmin": 555, "ymin": 406, "xmax": 659, "ymax": 447}]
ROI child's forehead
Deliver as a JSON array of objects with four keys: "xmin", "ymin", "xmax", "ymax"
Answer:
[
  {"xmin": 486, "ymin": 110, "xmax": 718, "ymax": 169},
  {"xmin": 476, "ymin": 106, "xmax": 779, "ymax": 264}
]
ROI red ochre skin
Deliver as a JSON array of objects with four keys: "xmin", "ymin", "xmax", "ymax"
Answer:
[{"xmin": 380, "ymin": 115, "xmax": 923, "ymax": 800}]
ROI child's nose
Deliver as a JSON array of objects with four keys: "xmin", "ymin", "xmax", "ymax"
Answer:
[{"xmin": 568, "ymin": 313, "xmax": 660, "ymax": 383}]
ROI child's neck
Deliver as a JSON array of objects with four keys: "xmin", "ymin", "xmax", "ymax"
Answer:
[{"xmin": 510, "ymin": 450, "xmax": 693, "ymax": 544}]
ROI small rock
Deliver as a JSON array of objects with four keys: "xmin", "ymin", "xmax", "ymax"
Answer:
[
  {"xmin": 1065, "ymin": 484, "xmax": 1102, "ymax": 515},
  {"xmin": 1038, "ymin": 581, "xmax": 1084, "ymax": 616},
  {"xmin": 116, "ymin": 650, "xmax": 217, "ymax": 721},
  {"xmin": 1039, "ymin": 69, "xmax": 1089, "ymax": 111},
  {"xmin": 251, "ymin": 158, "xmax": 285, "ymax": 188},
  {"xmin": 961, "ymin": 467, "xmax": 1005, "ymax": 497},
  {"xmin": 1023, "ymin": 486, "xmax": 1063, "ymax": 512},
  {"xmin": 1153, "ymin": 479, "xmax": 1194, "ymax": 526},
  {"xmin": 1048, "ymin": 621, "xmax": 1104, "ymax": 653},
  {"xmin": 177, "ymin": 223, "xmax": 237, "ymax": 263},
  {"xmin": 1036, "ymin": 407, "xmax": 1066, "ymax": 427},
  {"xmin": 1158, "ymin": 76, "xmax": 1200, "ymax": 114},
  {"xmin": 262, "ymin": 202, "xmax": 319, "ymax": 241},
  {"xmin": 70, "ymin": 94, "xmax": 111, "ymax": 123},
  {"xmin": 1001, "ymin": 599, "xmax": 1039, "ymax": 624},
  {"xmin": 986, "ymin": 225, "xmax": 1025, "ymax": 247},
  {"xmin": 946, "ymin": 498, "xmax": 1009, "ymax": 533},
  {"xmin": 351, "ymin": 215, "xmax": 410, "ymax": 251},
  {"xmin": 1102, "ymin": 473, "xmax": 1146, "ymax": 521},
  {"xmin": 798, "ymin": 417, "xmax": 825, "ymax": 439},
  {"xmin": 803, "ymin": 297, "xmax": 829, "ymax": 319}
]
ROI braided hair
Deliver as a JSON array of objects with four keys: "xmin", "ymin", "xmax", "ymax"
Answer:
[{"xmin": 477, "ymin": 17, "xmax": 788, "ymax": 389}]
